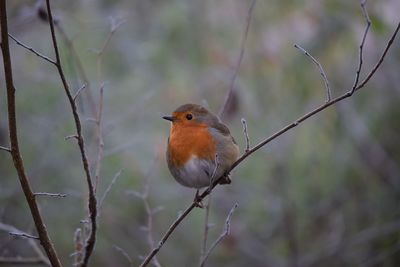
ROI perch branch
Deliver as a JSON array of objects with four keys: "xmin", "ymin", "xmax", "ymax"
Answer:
[{"xmin": 139, "ymin": 20, "xmax": 400, "ymax": 267}]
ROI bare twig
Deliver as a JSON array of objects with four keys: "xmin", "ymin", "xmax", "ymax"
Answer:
[
  {"xmin": 0, "ymin": 145, "xmax": 11, "ymax": 152},
  {"xmin": 9, "ymin": 232, "xmax": 40, "ymax": 240},
  {"xmin": 45, "ymin": 1, "xmax": 97, "ymax": 266},
  {"xmin": 294, "ymin": 44, "xmax": 332, "ymax": 102},
  {"xmin": 73, "ymin": 228, "xmax": 83, "ymax": 266},
  {"xmin": 350, "ymin": 0, "xmax": 371, "ymax": 95},
  {"xmin": 200, "ymin": 196, "xmax": 212, "ymax": 267},
  {"xmin": 93, "ymin": 19, "xmax": 123, "ymax": 193},
  {"xmin": 55, "ymin": 24, "xmax": 97, "ymax": 117},
  {"xmin": 141, "ymin": 168, "xmax": 162, "ymax": 267},
  {"xmin": 98, "ymin": 169, "xmax": 124, "ymax": 211},
  {"xmin": 8, "ymin": 33, "xmax": 57, "ymax": 66},
  {"xmin": 200, "ymin": 154, "xmax": 220, "ymax": 265},
  {"xmin": 219, "ymin": 0, "xmax": 256, "ymax": 120},
  {"xmin": 200, "ymin": 203, "xmax": 238, "ymax": 267},
  {"xmin": 241, "ymin": 118, "xmax": 250, "ymax": 152},
  {"xmin": 73, "ymin": 84, "xmax": 87, "ymax": 102},
  {"xmin": 112, "ymin": 245, "xmax": 133, "ymax": 266},
  {"xmin": 94, "ymin": 83, "xmax": 105, "ymax": 193},
  {"xmin": 0, "ymin": 2, "xmax": 61, "ymax": 266},
  {"xmin": 0, "ymin": 223, "xmax": 50, "ymax": 266},
  {"xmin": 34, "ymin": 192, "xmax": 67, "ymax": 197},
  {"xmin": 139, "ymin": 21, "xmax": 400, "ymax": 267},
  {"xmin": 94, "ymin": 17, "xmax": 124, "ymax": 83},
  {"xmin": 64, "ymin": 134, "xmax": 78, "ymax": 141}
]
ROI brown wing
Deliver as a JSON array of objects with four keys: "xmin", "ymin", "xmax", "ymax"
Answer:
[{"xmin": 209, "ymin": 116, "xmax": 237, "ymax": 144}]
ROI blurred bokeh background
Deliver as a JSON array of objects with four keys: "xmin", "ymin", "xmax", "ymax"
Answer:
[{"xmin": 1, "ymin": 0, "xmax": 400, "ymax": 266}]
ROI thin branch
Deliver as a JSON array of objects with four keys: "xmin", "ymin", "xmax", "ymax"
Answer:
[
  {"xmin": 219, "ymin": 0, "xmax": 256, "ymax": 120},
  {"xmin": 93, "ymin": 19, "xmax": 123, "ymax": 194},
  {"xmin": 94, "ymin": 17, "xmax": 125, "ymax": 85},
  {"xmin": 294, "ymin": 44, "xmax": 332, "ymax": 102},
  {"xmin": 241, "ymin": 118, "xmax": 250, "ymax": 153},
  {"xmin": 34, "ymin": 192, "xmax": 67, "ymax": 198},
  {"xmin": 0, "ymin": 223, "xmax": 50, "ymax": 266},
  {"xmin": 8, "ymin": 33, "xmax": 57, "ymax": 66},
  {"xmin": 98, "ymin": 169, "xmax": 124, "ymax": 211},
  {"xmin": 200, "ymin": 194, "xmax": 212, "ymax": 267},
  {"xmin": 112, "ymin": 245, "xmax": 133, "ymax": 266},
  {"xmin": 94, "ymin": 83, "xmax": 105, "ymax": 193},
  {"xmin": 139, "ymin": 21, "xmax": 400, "ymax": 267},
  {"xmin": 200, "ymin": 153, "xmax": 224, "ymax": 263},
  {"xmin": 9, "ymin": 232, "xmax": 40, "ymax": 240},
  {"xmin": 73, "ymin": 84, "xmax": 87, "ymax": 102},
  {"xmin": 350, "ymin": 0, "xmax": 371, "ymax": 95},
  {"xmin": 73, "ymin": 228, "xmax": 83, "ymax": 266},
  {"xmin": 200, "ymin": 203, "xmax": 238, "ymax": 267},
  {"xmin": 45, "ymin": 1, "xmax": 97, "ymax": 266},
  {"xmin": 55, "ymin": 24, "xmax": 97, "ymax": 117},
  {"xmin": 142, "ymin": 197, "xmax": 162, "ymax": 267},
  {"xmin": 0, "ymin": 2, "xmax": 61, "ymax": 266},
  {"xmin": 64, "ymin": 134, "xmax": 78, "ymax": 141},
  {"xmin": 0, "ymin": 145, "xmax": 11, "ymax": 152},
  {"xmin": 200, "ymin": 154, "xmax": 220, "ymax": 265},
  {"xmin": 141, "ymin": 164, "xmax": 162, "ymax": 267}
]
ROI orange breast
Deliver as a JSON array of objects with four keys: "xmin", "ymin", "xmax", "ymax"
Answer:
[{"xmin": 168, "ymin": 123, "xmax": 216, "ymax": 168}]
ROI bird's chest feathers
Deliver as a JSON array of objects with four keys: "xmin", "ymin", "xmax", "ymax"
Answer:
[{"xmin": 168, "ymin": 124, "xmax": 216, "ymax": 168}]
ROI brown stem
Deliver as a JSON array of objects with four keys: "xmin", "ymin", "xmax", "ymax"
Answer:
[
  {"xmin": 0, "ymin": 1, "xmax": 61, "ymax": 266},
  {"xmin": 45, "ymin": 1, "xmax": 97, "ymax": 266}
]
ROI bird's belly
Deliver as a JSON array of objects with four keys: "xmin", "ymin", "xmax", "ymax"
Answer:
[{"xmin": 171, "ymin": 156, "xmax": 215, "ymax": 188}]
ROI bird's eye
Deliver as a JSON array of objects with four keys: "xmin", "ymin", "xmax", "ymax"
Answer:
[{"xmin": 186, "ymin": 114, "xmax": 193, "ymax": 120}]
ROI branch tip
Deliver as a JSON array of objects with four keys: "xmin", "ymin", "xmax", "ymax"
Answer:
[{"xmin": 294, "ymin": 43, "xmax": 332, "ymax": 102}]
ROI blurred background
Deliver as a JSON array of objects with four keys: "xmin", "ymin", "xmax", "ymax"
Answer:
[{"xmin": 1, "ymin": 0, "xmax": 400, "ymax": 266}]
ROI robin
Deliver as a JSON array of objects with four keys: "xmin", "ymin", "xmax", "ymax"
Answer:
[{"xmin": 162, "ymin": 104, "xmax": 239, "ymax": 203}]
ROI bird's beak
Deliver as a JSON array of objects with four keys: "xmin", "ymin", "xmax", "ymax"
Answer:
[{"xmin": 162, "ymin": 115, "xmax": 174, "ymax": 122}]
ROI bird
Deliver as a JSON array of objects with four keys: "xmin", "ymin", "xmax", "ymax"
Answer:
[{"xmin": 162, "ymin": 103, "xmax": 239, "ymax": 205}]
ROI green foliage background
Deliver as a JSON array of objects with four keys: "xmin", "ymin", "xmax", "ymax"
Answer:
[{"xmin": 1, "ymin": 0, "xmax": 400, "ymax": 266}]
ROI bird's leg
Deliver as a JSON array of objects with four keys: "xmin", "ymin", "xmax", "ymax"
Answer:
[{"xmin": 193, "ymin": 189, "xmax": 204, "ymax": 208}]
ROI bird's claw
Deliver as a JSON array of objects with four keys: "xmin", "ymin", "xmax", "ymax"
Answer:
[{"xmin": 193, "ymin": 190, "xmax": 204, "ymax": 208}]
